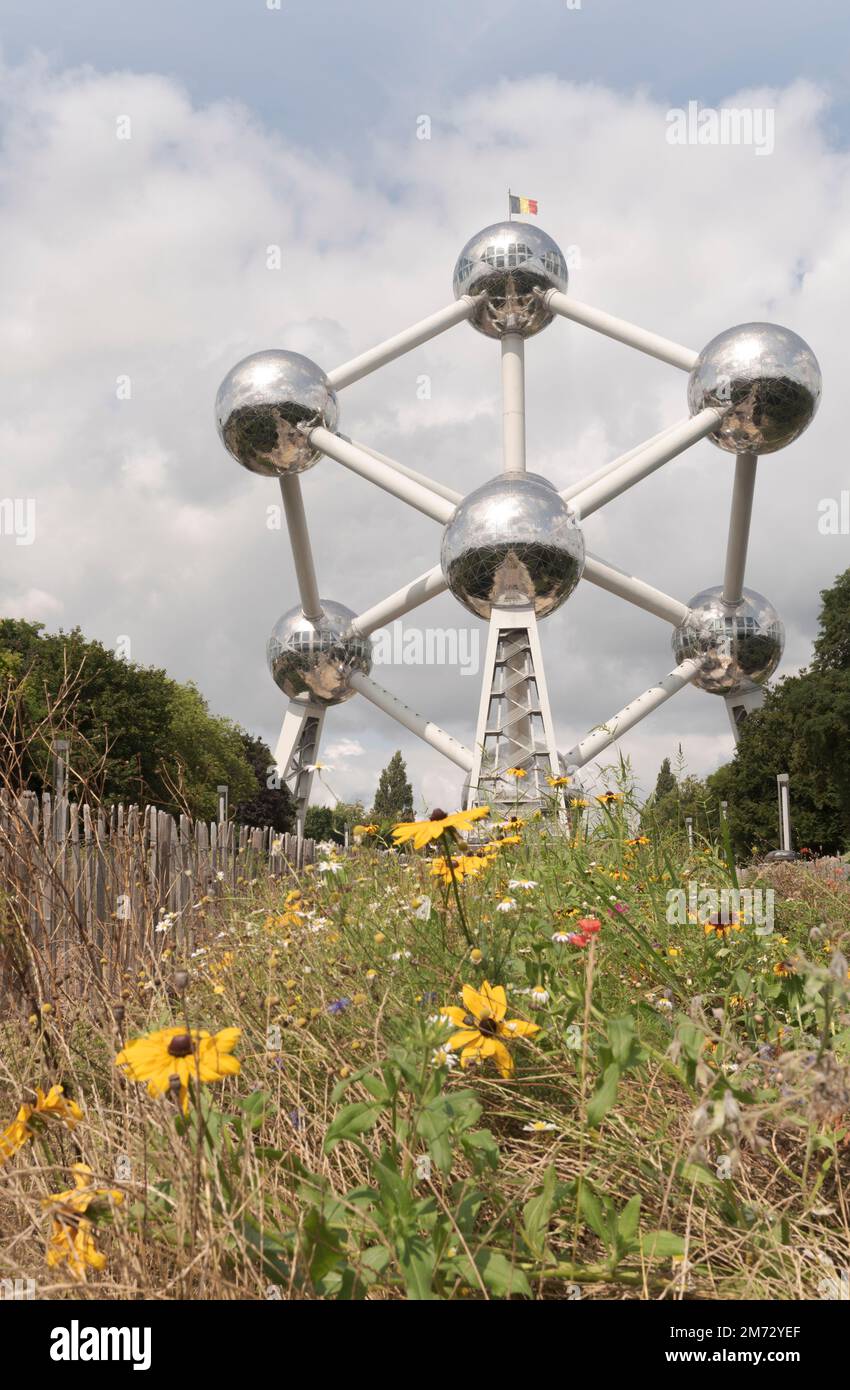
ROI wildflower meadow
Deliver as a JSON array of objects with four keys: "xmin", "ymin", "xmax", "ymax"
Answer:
[{"xmin": 2, "ymin": 776, "xmax": 849, "ymax": 1304}]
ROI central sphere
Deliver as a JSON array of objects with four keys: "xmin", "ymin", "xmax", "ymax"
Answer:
[
  {"xmin": 672, "ymin": 585, "xmax": 784, "ymax": 695},
  {"xmin": 453, "ymin": 222, "xmax": 568, "ymax": 339},
  {"xmin": 440, "ymin": 473, "xmax": 585, "ymax": 620},
  {"xmin": 267, "ymin": 601, "xmax": 372, "ymax": 705}
]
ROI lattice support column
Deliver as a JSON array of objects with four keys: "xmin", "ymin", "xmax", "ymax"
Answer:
[
  {"xmin": 468, "ymin": 605, "xmax": 560, "ymax": 817},
  {"xmin": 273, "ymin": 699, "xmax": 327, "ymax": 836}
]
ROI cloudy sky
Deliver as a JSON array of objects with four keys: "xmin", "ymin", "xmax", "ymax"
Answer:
[{"xmin": 1, "ymin": 1, "xmax": 848, "ymax": 814}]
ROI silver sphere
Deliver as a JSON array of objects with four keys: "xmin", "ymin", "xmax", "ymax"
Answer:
[
  {"xmin": 453, "ymin": 221, "xmax": 568, "ymax": 339},
  {"xmin": 267, "ymin": 601, "xmax": 371, "ymax": 705},
  {"xmin": 441, "ymin": 472, "xmax": 585, "ymax": 620},
  {"xmin": 672, "ymin": 585, "xmax": 784, "ymax": 695},
  {"xmin": 688, "ymin": 323, "xmax": 821, "ymax": 455},
  {"xmin": 216, "ymin": 350, "xmax": 339, "ymax": 477}
]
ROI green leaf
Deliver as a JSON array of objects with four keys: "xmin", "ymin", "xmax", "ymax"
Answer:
[
  {"xmin": 522, "ymin": 1164, "xmax": 559, "ymax": 1259},
  {"xmin": 462, "ymin": 1249, "xmax": 532, "ymax": 1298},
  {"xmin": 617, "ymin": 1194, "xmax": 641, "ymax": 1245},
  {"xmin": 397, "ymin": 1234, "xmax": 437, "ymax": 1300},
  {"xmin": 577, "ymin": 1182, "xmax": 608, "ymax": 1243},
  {"xmin": 323, "ymin": 1101, "xmax": 382, "ymax": 1152},
  {"xmin": 640, "ymin": 1230, "xmax": 685, "ymax": 1258},
  {"xmin": 586, "ymin": 1061, "xmax": 620, "ymax": 1127},
  {"xmin": 606, "ymin": 1016, "xmax": 636, "ymax": 1065}
]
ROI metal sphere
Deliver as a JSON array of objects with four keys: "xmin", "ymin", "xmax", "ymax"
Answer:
[
  {"xmin": 688, "ymin": 323, "xmax": 821, "ymax": 455},
  {"xmin": 440, "ymin": 472, "xmax": 585, "ymax": 620},
  {"xmin": 216, "ymin": 350, "xmax": 339, "ymax": 477},
  {"xmin": 672, "ymin": 585, "xmax": 785, "ymax": 695},
  {"xmin": 453, "ymin": 221, "xmax": 568, "ymax": 339},
  {"xmin": 267, "ymin": 601, "xmax": 371, "ymax": 705}
]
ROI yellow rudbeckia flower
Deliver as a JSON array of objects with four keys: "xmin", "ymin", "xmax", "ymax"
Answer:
[
  {"xmin": 44, "ymin": 1163, "xmax": 124, "ymax": 1281},
  {"xmin": 392, "ymin": 806, "xmax": 489, "ymax": 850},
  {"xmin": 439, "ymin": 981, "xmax": 539, "ymax": 1078},
  {"xmin": 115, "ymin": 1026, "xmax": 241, "ymax": 1114}
]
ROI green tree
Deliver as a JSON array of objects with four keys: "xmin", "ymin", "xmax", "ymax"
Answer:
[
  {"xmin": 0, "ymin": 618, "xmax": 259, "ymax": 821},
  {"xmin": 304, "ymin": 805, "xmax": 339, "ymax": 843},
  {"xmin": 652, "ymin": 757, "xmax": 677, "ymax": 801},
  {"xmin": 233, "ymin": 732, "xmax": 295, "ymax": 833},
  {"xmin": 371, "ymin": 750, "xmax": 414, "ymax": 822}
]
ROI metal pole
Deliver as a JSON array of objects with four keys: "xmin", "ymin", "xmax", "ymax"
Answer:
[
  {"xmin": 582, "ymin": 553, "xmax": 691, "ymax": 626},
  {"xmin": 569, "ymin": 409, "xmax": 722, "ymax": 520},
  {"xmin": 279, "ymin": 476, "xmax": 323, "ymax": 622},
  {"xmin": 349, "ymin": 670, "xmax": 473, "ymax": 772},
  {"xmin": 685, "ymin": 815, "xmax": 694, "ymax": 849},
  {"xmin": 501, "ymin": 334, "xmax": 526, "ymax": 472},
  {"xmin": 217, "ymin": 785, "xmax": 228, "ymax": 824},
  {"xmin": 564, "ymin": 659, "xmax": 702, "ymax": 768},
  {"xmin": 722, "ymin": 453, "xmax": 758, "ymax": 606},
  {"xmin": 352, "ymin": 564, "xmax": 447, "ymax": 637},
  {"xmin": 309, "ymin": 428, "xmax": 456, "ymax": 523},
  {"xmin": 327, "ymin": 298, "xmax": 476, "ymax": 390},
  {"xmin": 777, "ymin": 773, "xmax": 792, "ymax": 853},
  {"xmin": 545, "ymin": 289, "xmax": 699, "ymax": 371},
  {"xmin": 561, "ymin": 423, "xmax": 686, "ymax": 503},
  {"xmin": 342, "ymin": 438, "xmax": 462, "ymax": 506}
]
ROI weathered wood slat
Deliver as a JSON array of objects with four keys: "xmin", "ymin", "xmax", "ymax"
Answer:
[{"xmin": 0, "ymin": 793, "xmax": 315, "ymax": 1009}]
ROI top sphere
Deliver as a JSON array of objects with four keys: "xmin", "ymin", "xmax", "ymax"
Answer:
[
  {"xmin": 440, "ymin": 472, "xmax": 585, "ymax": 619},
  {"xmin": 216, "ymin": 350, "xmax": 339, "ymax": 477},
  {"xmin": 453, "ymin": 222, "xmax": 568, "ymax": 338},
  {"xmin": 688, "ymin": 323, "xmax": 821, "ymax": 455}
]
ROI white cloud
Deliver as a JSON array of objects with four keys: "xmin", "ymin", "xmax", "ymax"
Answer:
[{"xmin": 1, "ymin": 59, "xmax": 846, "ymax": 808}]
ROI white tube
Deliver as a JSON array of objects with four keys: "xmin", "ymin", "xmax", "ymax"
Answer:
[
  {"xmin": 501, "ymin": 333, "xmax": 526, "ymax": 472},
  {"xmin": 341, "ymin": 437, "xmax": 462, "ymax": 506},
  {"xmin": 349, "ymin": 670, "xmax": 473, "ymax": 772},
  {"xmin": 722, "ymin": 453, "xmax": 758, "ymax": 606},
  {"xmin": 777, "ymin": 773, "xmax": 792, "ymax": 853},
  {"xmin": 564, "ymin": 659, "xmax": 702, "ymax": 768},
  {"xmin": 352, "ymin": 565, "xmax": 448, "ymax": 637},
  {"xmin": 582, "ymin": 553, "xmax": 691, "ymax": 626},
  {"xmin": 545, "ymin": 290, "xmax": 699, "ymax": 371},
  {"xmin": 327, "ymin": 297, "xmax": 476, "ymax": 390},
  {"xmin": 561, "ymin": 423, "xmax": 688, "ymax": 502},
  {"xmin": 310, "ymin": 428, "xmax": 456, "ymax": 523},
  {"xmin": 570, "ymin": 409, "xmax": 721, "ymax": 519},
  {"xmin": 279, "ymin": 476, "xmax": 322, "ymax": 621}
]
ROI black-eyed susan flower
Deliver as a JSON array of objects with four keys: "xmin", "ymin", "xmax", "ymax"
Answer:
[
  {"xmin": 392, "ymin": 806, "xmax": 489, "ymax": 850},
  {"xmin": 353, "ymin": 824, "xmax": 379, "ymax": 836},
  {"xmin": 439, "ymin": 981, "xmax": 539, "ymax": 1078},
  {"xmin": 1, "ymin": 1084, "xmax": 83, "ymax": 1166},
  {"xmin": 505, "ymin": 767, "xmax": 527, "ymax": 779},
  {"xmin": 547, "ymin": 775, "xmax": 571, "ymax": 787},
  {"xmin": 44, "ymin": 1164, "xmax": 124, "ymax": 1280},
  {"xmin": 429, "ymin": 853, "xmax": 487, "ymax": 885},
  {"xmin": 0, "ymin": 1104, "xmax": 32, "ymax": 1164},
  {"xmin": 115, "ymin": 1026, "xmax": 241, "ymax": 1114},
  {"xmin": 773, "ymin": 960, "xmax": 795, "ymax": 978},
  {"xmin": 596, "ymin": 791, "xmax": 624, "ymax": 805}
]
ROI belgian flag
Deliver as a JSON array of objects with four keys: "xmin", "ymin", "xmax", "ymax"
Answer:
[{"xmin": 509, "ymin": 194, "xmax": 538, "ymax": 215}]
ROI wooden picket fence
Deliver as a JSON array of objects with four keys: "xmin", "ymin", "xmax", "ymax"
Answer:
[{"xmin": 0, "ymin": 789, "xmax": 315, "ymax": 1009}]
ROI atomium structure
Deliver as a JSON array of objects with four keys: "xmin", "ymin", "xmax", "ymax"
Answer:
[{"xmin": 215, "ymin": 218, "xmax": 821, "ymax": 830}]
